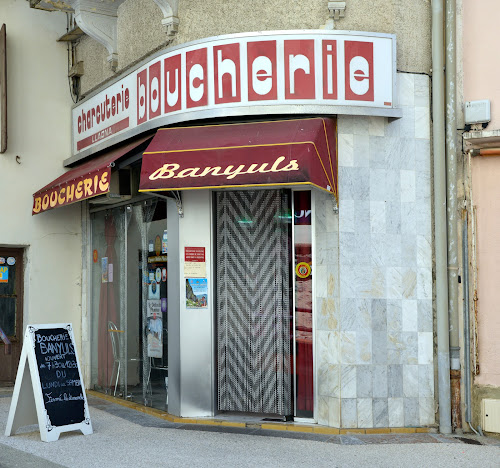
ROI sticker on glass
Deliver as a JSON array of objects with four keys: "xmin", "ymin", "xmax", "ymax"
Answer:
[
  {"xmin": 0, "ymin": 266, "xmax": 8, "ymax": 283},
  {"xmin": 0, "ymin": 257, "xmax": 5, "ymax": 265},
  {"xmin": 155, "ymin": 267, "xmax": 161, "ymax": 283},
  {"xmin": 6, "ymin": 257, "xmax": 15, "ymax": 266},
  {"xmin": 296, "ymin": 262, "xmax": 311, "ymax": 279}
]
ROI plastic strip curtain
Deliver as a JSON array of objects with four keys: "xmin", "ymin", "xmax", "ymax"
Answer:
[{"xmin": 216, "ymin": 190, "xmax": 292, "ymax": 416}]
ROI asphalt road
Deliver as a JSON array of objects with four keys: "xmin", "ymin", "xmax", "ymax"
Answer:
[{"xmin": 1, "ymin": 393, "xmax": 499, "ymax": 468}]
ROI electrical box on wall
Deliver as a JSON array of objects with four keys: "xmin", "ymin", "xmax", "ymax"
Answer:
[
  {"xmin": 482, "ymin": 399, "xmax": 500, "ymax": 433},
  {"xmin": 465, "ymin": 100, "xmax": 491, "ymax": 125}
]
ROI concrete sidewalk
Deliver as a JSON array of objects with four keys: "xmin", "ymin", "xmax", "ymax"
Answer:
[{"xmin": 1, "ymin": 390, "xmax": 499, "ymax": 468}]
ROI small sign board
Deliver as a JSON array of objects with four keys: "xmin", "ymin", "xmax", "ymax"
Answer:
[
  {"xmin": 5, "ymin": 323, "xmax": 93, "ymax": 442},
  {"xmin": 184, "ymin": 247, "xmax": 206, "ymax": 278}
]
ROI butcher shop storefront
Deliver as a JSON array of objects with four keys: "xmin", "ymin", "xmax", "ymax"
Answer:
[{"xmin": 33, "ymin": 29, "xmax": 435, "ymax": 428}]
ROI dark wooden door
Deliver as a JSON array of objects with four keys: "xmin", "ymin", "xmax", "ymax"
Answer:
[{"xmin": 0, "ymin": 248, "xmax": 24, "ymax": 383}]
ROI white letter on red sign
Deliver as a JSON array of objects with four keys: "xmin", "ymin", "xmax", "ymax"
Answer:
[
  {"xmin": 214, "ymin": 44, "xmax": 241, "ymax": 104},
  {"xmin": 322, "ymin": 40, "xmax": 338, "ymax": 100},
  {"xmin": 164, "ymin": 55, "xmax": 182, "ymax": 113},
  {"xmin": 284, "ymin": 40, "xmax": 315, "ymax": 99},
  {"xmin": 137, "ymin": 69, "xmax": 148, "ymax": 124},
  {"xmin": 149, "ymin": 62, "xmax": 161, "ymax": 119},
  {"xmin": 186, "ymin": 49, "xmax": 208, "ymax": 108},
  {"xmin": 344, "ymin": 41, "xmax": 374, "ymax": 102},
  {"xmin": 247, "ymin": 41, "xmax": 277, "ymax": 101}
]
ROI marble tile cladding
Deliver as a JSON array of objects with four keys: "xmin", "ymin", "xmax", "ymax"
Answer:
[
  {"xmin": 354, "ymin": 200, "xmax": 371, "ymax": 234},
  {"xmin": 388, "ymin": 365, "xmax": 403, "ymax": 397},
  {"xmin": 339, "ymin": 199, "xmax": 355, "ymax": 233},
  {"xmin": 329, "ymin": 397, "xmax": 341, "ymax": 427},
  {"xmin": 417, "ymin": 300, "xmax": 433, "ymax": 333},
  {"xmin": 341, "ymin": 398, "xmax": 358, "ymax": 428},
  {"xmin": 404, "ymin": 398, "xmax": 420, "ymax": 427},
  {"xmin": 353, "ymin": 134, "xmax": 370, "ymax": 167},
  {"xmin": 341, "ymin": 365, "xmax": 357, "ymax": 398},
  {"xmin": 400, "ymin": 107, "xmax": 416, "ymax": 140},
  {"xmin": 318, "ymin": 396, "xmax": 329, "ymax": 426},
  {"xmin": 357, "ymin": 398, "xmax": 374, "ymax": 428},
  {"xmin": 356, "ymin": 331, "xmax": 372, "ymax": 364},
  {"xmin": 316, "ymin": 265, "xmax": 328, "ymax": 298},
  {"xmin": 356, "ymin": 365, "xmax": 373, "ymax": 398},
  {"xmin": 398, "ymin": 73, "xmax": 415, "ymax": 107},
  {"xmin": 369, "ymin": 169, "xmax": 401, "ymax": 202},
  {"xmin": 418, "ymin": 364, "xmax": 434, "ymax": 397},
  {"xmin": 385, "ymin": 201, "xmax": 402, "ymax": 234},
  {"xmin": 371, "ymin": 299, "xmax": 387, "ymax": 331},
  {"xmin": 417, "ymin": 235, "xmax": 432, "ymax": 268},
  {"xmin": 333, "ymin": 76, "xmax": 432, "ymax": 428},
  {"xmin": 372, "ymin": 331, "xmax": 388, "ymax": 365},
  {"xmin": 340, "ymin": 332, "xmax": 357, "ymax": 364},
  {"xmin": 414, "ymin": 74, "xmax": 430, "ymax": 108},
  {"xmin": 403, "ymin": 365, "xmax": 419, "ymax": 397},
  {"xmin": 338, "ymin": 134, "xmax": 354, "ymax": 167},
  {"xmin": 317, "ymin": 297, "xmax": 339, "ymax": 331},
  {"xmin": 402, "ymin": 299, "xmax": 418, "ymax": 332},
  {"xmin": 388, "ymin": 398, "xmax": 404, "ymax": 427},
  {"xmin": 373, "ymin": 398, "xmax": 389, "ymax": 427},
  {"xmin": 401, "ymin": 170, "xmax": 416, "ymax": 203},
  {"xmin": 372, "ymin": 365, "xmax": 388, "ymax": 398},
  {"xmin": 369, "ymin": 116, "xmax": 385, "ymax": 136},
  {"xmin": 415, "ymin": 107, "xmax": 431, "ymax": 140},
  {"xmin": 339, "ymin": 166, "xmax": 370, "ymax": 200},
  {"xmin": 419, "ymin": 397, "xmax": 435, "ymax": 425},
  {"xmin": 415, "ymin": 139, "xmax": 431, "ymax": 173},
  {"xmin": 418, "ymin": 332, "xmax": 434, "ymax": 365},
  {"xmin": 370, "ymin": 201, "xmax": 386, "ymax": 234}
]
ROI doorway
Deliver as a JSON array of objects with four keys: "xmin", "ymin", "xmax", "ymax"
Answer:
[
  {"xmin": 215, "ymin": 190, "xmax": 293, "ymax": 417},
  {"xmin": 0, "ymin": 248, "xmax": 24, "ymax": 384}
]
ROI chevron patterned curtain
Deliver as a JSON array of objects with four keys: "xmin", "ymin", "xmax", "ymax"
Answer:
[{"xmin": 216, "ymin": 190, "xmax": 292, "ymax": 416}]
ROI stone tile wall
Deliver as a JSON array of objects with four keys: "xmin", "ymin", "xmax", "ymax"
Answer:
[{"xmin": 315, "ymin": 72, "xmax": 434, "ymax": 428}]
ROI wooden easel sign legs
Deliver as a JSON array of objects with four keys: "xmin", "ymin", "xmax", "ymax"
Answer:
[{"xmin": 4, "ymin": 324, "xmax": 93, "ymax": 442}]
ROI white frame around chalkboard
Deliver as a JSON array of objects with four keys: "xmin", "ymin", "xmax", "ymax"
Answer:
[{"xmin": 4, "ymin": 323, "xmax": 93, "ymax": 442}]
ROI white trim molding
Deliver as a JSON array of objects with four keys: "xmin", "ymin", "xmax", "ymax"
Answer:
[
  {"xmin": 66, "ymin": 0, "xmax": 127, "ymax": 71},
  {"xmin": 153, "ymin": 0, "xmax": 180, "ymax": 39}
]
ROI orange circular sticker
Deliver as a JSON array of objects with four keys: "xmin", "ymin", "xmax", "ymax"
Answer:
[
  {"xmin": 296, "ymin": 262, "xmax": 311, "ymax": 279},
  {"xmin": 93, "ymin": 250, "xmax": 98, "ymax": 263}
]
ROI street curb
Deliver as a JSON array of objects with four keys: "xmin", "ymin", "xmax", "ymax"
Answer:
[{"xmin": 87, "ymin": 390, "xmax": 437, "ymax": 435}]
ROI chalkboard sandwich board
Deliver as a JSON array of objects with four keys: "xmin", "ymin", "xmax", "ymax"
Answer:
[{"xmin": 5, "ymin": 323, "xmax": 93, "ymax": 442}]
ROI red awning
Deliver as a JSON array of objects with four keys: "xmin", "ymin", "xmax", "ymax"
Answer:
[
  {"xmin": 33, "ymin": 135, "xmax": 151, "ymax": 215},
  {"xmin": 139, "ymin": 118, "xmax": 337, "ymax": 197}
]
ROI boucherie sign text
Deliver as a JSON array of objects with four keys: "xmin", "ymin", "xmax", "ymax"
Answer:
[{"xmin": 72, "ymin": 31, "xmax": 396, "ymax": 157}]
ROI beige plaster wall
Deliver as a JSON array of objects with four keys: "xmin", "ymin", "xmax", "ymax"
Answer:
[
  {"xmin": 77, "ymin": 0, "xmax": 431, "ymax": 96},
  {"xmin": 471, "ymin": 156, "xmax": 500, "ymax": 387},
  {"xmin": 0, "ymin": 2, "xmax": 83, "ymax": 354},
  {"xmin": 463, "ymin": 0, "xmax": 500, "ymax": 129}
]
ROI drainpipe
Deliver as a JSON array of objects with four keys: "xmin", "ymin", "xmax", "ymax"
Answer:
[
  {"xmin": 432, "ymin": 0, "xmax": 452, "ymax": 434},
  {"xmin": 445, "ymin": 0, "xmax": 461, "ymax": 432}
]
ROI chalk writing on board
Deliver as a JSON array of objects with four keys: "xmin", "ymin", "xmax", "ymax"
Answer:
[{"xmin": 28, "ymin": 325, "xmax": 90, "ymax": 430}]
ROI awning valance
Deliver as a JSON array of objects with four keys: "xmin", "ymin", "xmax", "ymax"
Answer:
[
  {"xmin": 33, "ymin": 136, "xmax": 151, "ymax": 215},
  {"xmin": 139, "ymin": 118, "xmax": 337, "ymax": 197}
]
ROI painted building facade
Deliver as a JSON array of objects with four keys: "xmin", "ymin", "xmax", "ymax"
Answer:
[
  {"xmin": 462, "ymin": 0, "xmax": 500, "ymax": 434},
  {"xmin": 0, "ymin": 1, "xmax": 82, "ymax": 382}
]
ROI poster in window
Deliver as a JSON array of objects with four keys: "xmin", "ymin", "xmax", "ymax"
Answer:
[
  {"xmin": 186, "ymin": 278, "xmax": 208, "ymax": 309},
  {"xmin": 146, "ymin": 300, "xmax": 162, "ymax": 358}
]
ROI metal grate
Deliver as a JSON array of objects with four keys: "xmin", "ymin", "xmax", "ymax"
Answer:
[{"xmin": 216, "ymin": 190, "xmax": 292, "ymax": 416}]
